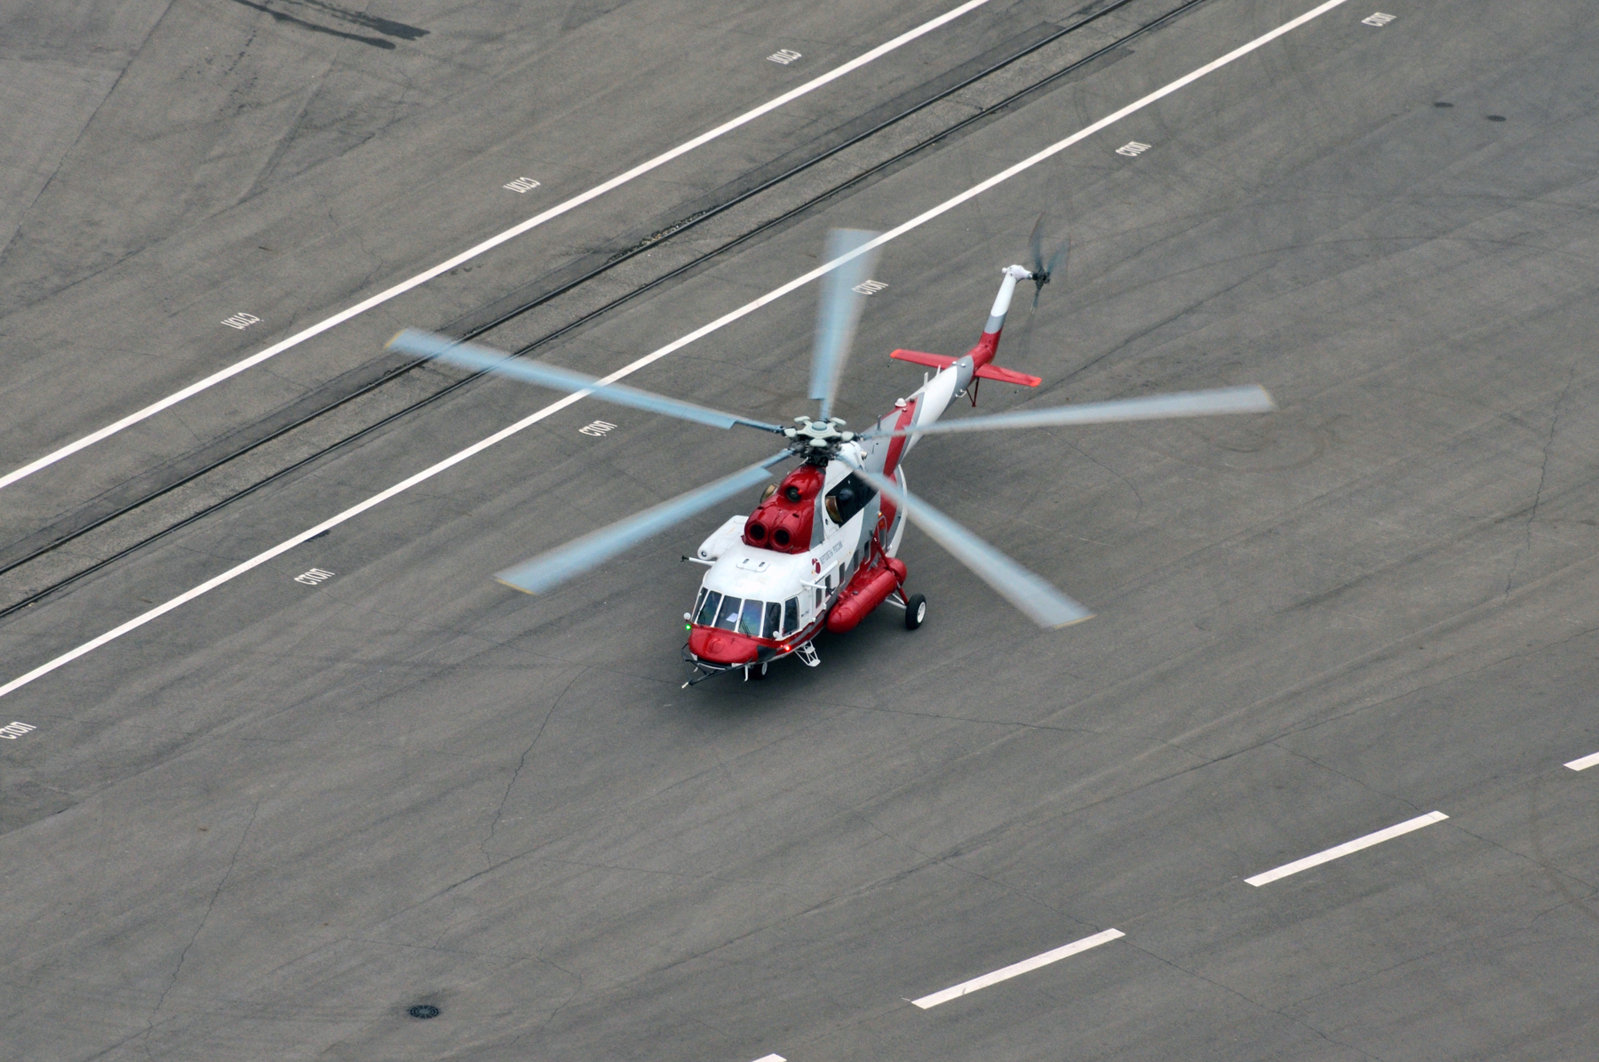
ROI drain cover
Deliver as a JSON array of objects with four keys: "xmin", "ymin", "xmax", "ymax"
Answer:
[{"xmin": 407, "ymin": 1004, "xmax": 441, "ymax": 1020}]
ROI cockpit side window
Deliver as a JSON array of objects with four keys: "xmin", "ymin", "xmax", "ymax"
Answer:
[
  {"xmin": 783, "ymin": 597, "xmax": 799, "ymax": 633},
  {"xmin": 694, "ymin": 589, "xmax": 722, "ymax": 626},
  {"xmin": 763, "ymin": 600, "xmax": 784, "ymax": 639},
  {"xmin": 824, "ymin": 472, "xmax": 876, "ymax": 526}
]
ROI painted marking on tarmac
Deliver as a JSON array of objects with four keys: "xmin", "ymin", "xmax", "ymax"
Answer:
[
  {"xmin": 750, "ymin": 1055, "xmax": 786, "ymax": 1062},
  {"xmin": 1564, "ymin": 750, "xmax": 1599, "ymax": 771},
  {"xmin": 0, "ymin": 0, "xmax": 999, "ymax": 494},
  {"xmin": 0, "ymin": 721, "xmax": 37, "ymax": 740},
  {"xmin": 911, "ymin": 928, "xmax": 1125, "ymax": 1009},
  {"xmin": 0, "ymin": 0, "xmax": 1354, "ymax": 701},
  {"xmin": 1245, "ymin": 811, "xmax": 1448, "ymax": 886}
]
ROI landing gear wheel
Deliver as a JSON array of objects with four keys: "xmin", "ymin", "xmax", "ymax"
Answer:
[
  {"xmin": 750, "ymin": 661, "xmax": 770, "ymax": 680},
  {"xmin": 904, "ymin": 593, "xmax": 927, "ymax": 630}
]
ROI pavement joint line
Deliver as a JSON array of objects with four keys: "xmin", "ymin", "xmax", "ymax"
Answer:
[
  {"xmin": 0, "ymin": 0, "xmax": 1353, "ymax": 702},
  {"xmin": 0, "ymin": 0, "xmax": 999, "ymax": 494},
  {"xmin": 1564, "ymin": 750, "xmax": 1599, "ymax": 771},
  {"xmin": 1244, "ymin": 810, "xmax": 1449, "ymax": 887},
  {"xmin": 911, "ymin": 928, "xmax": 1125, "ymax": 1009}
]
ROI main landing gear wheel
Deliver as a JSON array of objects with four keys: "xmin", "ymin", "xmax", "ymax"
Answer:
[
  {"xmin": 904, "ymin": 593, "xmax": 927, "ymax": 630},
  {"xmin": 747, "ymin": 661, "xmax": 770, "ymax": 681}
]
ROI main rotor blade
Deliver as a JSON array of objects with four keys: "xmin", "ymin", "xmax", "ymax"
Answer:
[
  {"xmin": 849, "ymin": 466, "xmax": 1092, "ymax": 629},
  {"xmin": 809, "ymin": 229, "xmax": 882, "ymax": 421},
  {"xmin": 389, "ymin": 329, "xmax": 784, "ymax": 434},
  {"xmin": 862, "ymin": 385, "xmax": 1276, "ymax": 439},
  {"xmin": 497, "ymin": 452, "xmax": 791, "ymax": 596}
]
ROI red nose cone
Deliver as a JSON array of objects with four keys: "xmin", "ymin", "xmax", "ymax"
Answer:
[{"xmin": 688, "ymin": 626, "xmax": 761, "ymax": 665}]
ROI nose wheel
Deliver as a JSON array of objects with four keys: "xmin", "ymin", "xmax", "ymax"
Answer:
[{"xmin": 904, "ymin": 592, "xmax": 927, "ymax": 630}]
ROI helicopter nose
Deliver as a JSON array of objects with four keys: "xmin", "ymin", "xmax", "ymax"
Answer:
[{"xmin": 687, "ymin": 627, "xmax": 761, "ymax": 666}]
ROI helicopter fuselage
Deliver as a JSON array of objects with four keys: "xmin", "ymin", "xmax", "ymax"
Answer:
[{"xmin": 682, "ymin": 266, "xmax": 1037, "ymax": 680}]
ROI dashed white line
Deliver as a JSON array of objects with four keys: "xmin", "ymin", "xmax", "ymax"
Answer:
[
  {"xmin": 1564, "ymin": 750, "xmax": 1599, "ymax": 771},
  {"xmin": 0, "ymin": 0, "xmax": 1354, "ymax": 701},
  {"xmin": 912, "ymin": 928, "xmax": 1125, "ymax": 1009},
  {"xmin": 1245, "ymin": 811, "xmax": 1449, "ymax": 887},
  {"xmin": 0, "ymin": 0, "xmax": 998, "ymax": 494}
]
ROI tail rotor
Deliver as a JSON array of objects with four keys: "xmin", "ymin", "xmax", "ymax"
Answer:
[{"xmin": 1026, "ymin": 212, "xmax": 1070, "ymax": 308}]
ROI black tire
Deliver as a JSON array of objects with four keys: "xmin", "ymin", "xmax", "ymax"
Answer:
[
  {"xmin": 751, "ymin": 660, "xmax": 770, "ymax": 680},
  {"xmin": 904, "ymin": 593, "xmax": 927, "ymax": 630}
]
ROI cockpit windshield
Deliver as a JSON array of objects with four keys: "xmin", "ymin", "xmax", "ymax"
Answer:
[{"xmin": 692, "ymin": 588, "xmax": 800, "ymax": 639}]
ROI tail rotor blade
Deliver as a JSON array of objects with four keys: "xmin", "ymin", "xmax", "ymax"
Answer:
[
  {"xmin": 850, "ymin": 466, "xmax": 1092, "ymax": 628},
  {"xmin": 1027, "ymin": 214, "xmax": 1069, "ymax": 308},
  {"xmin": 389, "ymin": 329, "xmax": 784, "ymax": 434},
  {"xmin": 862, "ymin": 385, "xmax": 1276, "ymax": 439},
  {"xmin": 497, "ymin": 452, "xmax": 791, "ymax": 595},
  {"xmin": 809, "ymin": 229, "xmax": 882, "ymax": 421},
  {"xmin": 1028, "ymin": 212, "xmax": 1048, "ymax": 276}
]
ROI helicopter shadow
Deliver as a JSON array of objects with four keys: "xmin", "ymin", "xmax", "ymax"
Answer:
[{"xmin": 227, "ymin": 0, "xmax": 428, "ymax": 50}]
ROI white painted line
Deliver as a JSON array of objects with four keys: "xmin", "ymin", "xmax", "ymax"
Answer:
[
  {"xmin": 1245, "ymin": 811, "xmax": 1449, "ymax": 887},
  {"xmin": 750, "ymin": 1055, "xmax": 786, "ymax": 1062},
  {"xmin": 1564, "ymin": 750, "xmax": 1599, "ymax": 771},
  {"xmin": 0, "ymin": 0, "xmax": 998, "ymax": 494},
  {"xmin": 0, "ymin": 0, "xmax": 1352, "ymax": 701},
  {"xmin": 912, "ymin": 928, "xmax": 1124, "ymax": 1009}
]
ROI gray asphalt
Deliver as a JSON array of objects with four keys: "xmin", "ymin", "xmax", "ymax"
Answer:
[{"xmin": 3, "ymin": 0, "xmax": 1599, "ymax": 1060}]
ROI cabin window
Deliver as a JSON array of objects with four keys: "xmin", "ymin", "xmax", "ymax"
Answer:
[
  {"xmin": 763, "ymin": 600, "xmax": 784, "ymax": 639},
  {"xmin": 694, "ymin": 590, "xmax": 722, "ymax": 626}
]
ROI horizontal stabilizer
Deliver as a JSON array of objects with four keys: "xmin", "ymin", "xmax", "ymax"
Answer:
[
  {"xmin": 889, "ymin": 349, "xmax": 1041, "ymax": 387},
  {"xmin": 975, "ymin": 363, "xmax": 1042, "ymax": 388},
  {"xmin": 890, "ymin": 348, "xmax": 956, "ymax": 370}
]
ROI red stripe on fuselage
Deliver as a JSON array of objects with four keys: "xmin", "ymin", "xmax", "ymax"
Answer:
[{"xmin": 882, "ymin": 397, "xmax": 918, "ymax": 476}]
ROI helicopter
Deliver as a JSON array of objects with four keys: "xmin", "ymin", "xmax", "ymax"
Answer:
[{"xmin": 388, "ymin": 225, "xmax": 1275, "ymax": 685}]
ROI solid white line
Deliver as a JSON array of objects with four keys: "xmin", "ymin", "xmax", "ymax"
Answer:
[
  {"xmin": 1565, "ymin": 750, "xmax": 1599, "ymax": 771},
  {"xmin": 911, "ymin": 928, "xmax": 1124, "ymax": 1009},
  {"xmin": 0, "ymin": 0, "xmax": 1352, "ymax": 701},
  {"xmin": 1244, "ymin": 811, "xmax": 1449, "ymax": 887},
  {"xmin": 0, "ymin": 0, "xmax": 997, "ymax": 494}
]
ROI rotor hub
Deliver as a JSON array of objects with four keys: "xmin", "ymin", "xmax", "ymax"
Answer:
[{"xmin": 785, "ymin": 416, "xmax": 855, "ymax": 463}]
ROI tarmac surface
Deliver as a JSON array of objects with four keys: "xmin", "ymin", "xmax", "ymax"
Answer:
[{"xmin": 2, "ymin": 1, "xmax": 1598, "ymax": 1059}]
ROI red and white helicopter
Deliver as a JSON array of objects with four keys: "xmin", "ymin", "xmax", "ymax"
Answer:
[{"xmin": 389, "ymin": 226, "xmax": 1274, "ymax": 684}]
